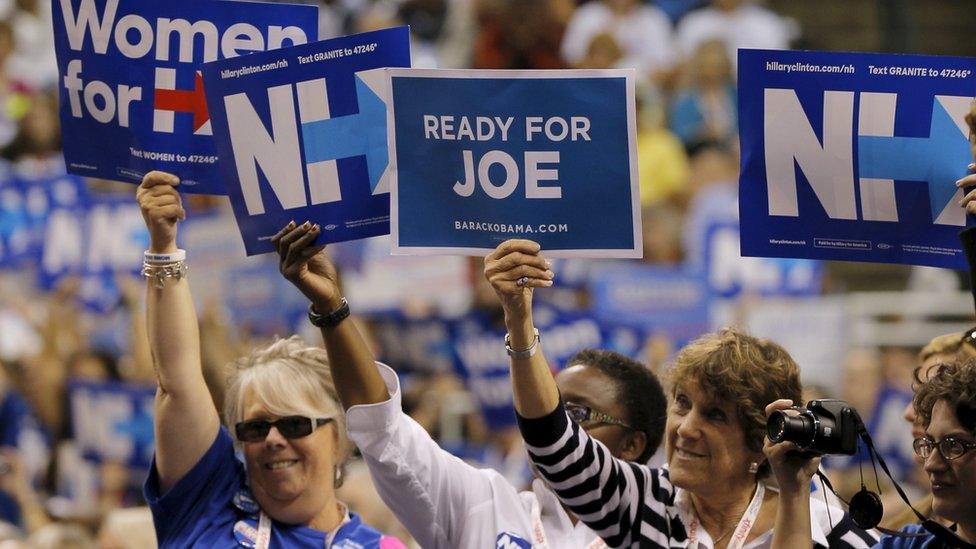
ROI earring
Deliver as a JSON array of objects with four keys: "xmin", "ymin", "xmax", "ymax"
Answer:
[{"xmin": 748, "ymin": 462, "xmax": 759, "ymax": 474}]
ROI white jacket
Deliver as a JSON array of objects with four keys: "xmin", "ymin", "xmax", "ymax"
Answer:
[{"xmin": 346, "ymin": 363, "xmax": 606, "ymax": 549}]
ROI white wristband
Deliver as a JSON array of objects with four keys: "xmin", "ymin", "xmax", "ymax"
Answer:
[{"xmin": 144, "ymin": 249, "xmax": 186, "ymax": 264}]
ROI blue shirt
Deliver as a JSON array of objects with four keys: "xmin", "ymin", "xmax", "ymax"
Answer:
[
  {"xmin": 144, "ymin": 427, "xmax": 397, "ymax": 548},
  {"xmin": 876, "ymin": 523, "xmax": 967, "ymax": 548}
]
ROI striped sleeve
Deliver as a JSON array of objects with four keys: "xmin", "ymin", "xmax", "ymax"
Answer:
[{"xmin": 517, "ymin": 401, "xmax": 683, "ymax": 548}]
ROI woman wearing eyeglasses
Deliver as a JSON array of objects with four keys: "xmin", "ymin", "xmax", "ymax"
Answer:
[
  {"xmin": 269, "ymin": 225, "xmax": 668, "ymax": 547},
  {"xmin": 487, "ymin": 239, "xmax": 878, "ymax": 548},
  {"xmin": 767, "ymin": 359, "xmax": 976, "ymax": 549},
  {"xmin": 136, "ymin": 172, "xmax": 403, "ymax": 548}
]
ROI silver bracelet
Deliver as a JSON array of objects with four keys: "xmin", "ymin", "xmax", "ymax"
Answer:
[
  {"xmin": 505, "ymin": 328, "xmax": 540, "ymax": 359},
  {"xmin": 141, "ymin": 260, "xmax": 187, "ymax": 289}
]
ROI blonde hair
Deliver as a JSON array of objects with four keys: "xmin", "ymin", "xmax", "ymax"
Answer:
[
  {"xmin": 223, "ymin": 336, "xmax": 352, "ymax": 477},
  {"xmin": 918, "ymin": 332, "xmax": 976, "ymax": 364}
]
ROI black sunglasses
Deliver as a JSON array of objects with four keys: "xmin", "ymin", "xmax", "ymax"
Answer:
[{"xmin": 235, "ymin": 416, "xmax": 333, "ymax": 443}]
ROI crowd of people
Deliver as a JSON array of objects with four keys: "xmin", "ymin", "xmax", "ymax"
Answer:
[{"xmin": 0, "ymin": 0, "xmax": 973, "ymax": 547}]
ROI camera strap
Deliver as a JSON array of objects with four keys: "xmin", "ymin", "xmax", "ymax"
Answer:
[
  {"xmin": 686, "ymin": 482, "xmax": 764, "ymax": 549},
  {"xmin": 815, "ymin": 430, "xmax": 976, "ymax": 548}
]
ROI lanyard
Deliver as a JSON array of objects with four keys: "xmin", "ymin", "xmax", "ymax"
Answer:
[
  {"xmin": 253, "ymin": 508, "xmax": 350, "ymax": 549},
  {"xmin": 686, "ymin": 483, "xmax": 765, "ymax": 549},
  {"xmin": 529, "ymin": 498, "xmax": 608, "ymax": 549}
]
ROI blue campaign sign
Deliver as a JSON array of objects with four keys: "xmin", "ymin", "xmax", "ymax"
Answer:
[
  {"xmin": 53, "ymin": 0, "xmax": 318, "ymax": 194},
  {"xmin": 67, "ymin": 379, "xmax": 156, "ymax": 468},
  {"xmin": 451, "ymin": 306, "xmax": 635, "ymax": 429},
  {"xmin": 588, "ymin": 264, "xmax": 710, "ymax": 345},
  {"xmin": 739, "ymin": 49, "xmax": 976, "ymax": 268},
  {"xmin": 704, "ymin": 222, "xmax": 822, "ymax": 299},
  {"xmin": 201, "ymin": 27, "xmax": 411, "ymax": 255},
  {"xmin": 39, "ymin": 195, "xmax": 148, "ymax": 312},
  {"xmin": 387, "ymin": 69, "xmax": 641, "ymax": 258}
]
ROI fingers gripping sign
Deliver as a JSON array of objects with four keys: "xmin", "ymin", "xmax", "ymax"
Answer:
[
  {"xmin": 137, "ymin": 171, "xmax": 185, "ymax": 253},
  {"xmin": 958, "ymin": 99, "xmax": 976, "ymax": 214},
  {"xmin": 484, "ymin": 239, "xmax": 555, "ymax": 318},
  {"xmin": 271, "ymin": 220, "xmax": 340, "ymax": 311}
]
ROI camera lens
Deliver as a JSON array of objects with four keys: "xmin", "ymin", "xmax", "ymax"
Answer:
[{"xmin": 767, "ymin": 410, "xmax": 815, "ymax": 448}]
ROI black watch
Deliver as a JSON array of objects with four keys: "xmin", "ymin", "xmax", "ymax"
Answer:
[{"xmin": 307, "ymin": 298, "xmax": 350, "ymax": 328}]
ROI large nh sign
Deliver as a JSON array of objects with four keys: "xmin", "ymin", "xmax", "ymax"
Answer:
[
  {"xmin": 202, "ymin": 27, "xmax": 410, "ymax": 255},
  {"xmin": 738, "ymin": 49, "xmax": 976, "ymax": 269},
  {"xmin": 764, "ymin": 89, "xmax": 972, "ymax": 226}
]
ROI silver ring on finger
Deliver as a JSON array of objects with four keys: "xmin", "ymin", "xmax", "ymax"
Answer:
[{"xmin": 516, "ymin": 276, "xmax": 529, "ymax": 288}]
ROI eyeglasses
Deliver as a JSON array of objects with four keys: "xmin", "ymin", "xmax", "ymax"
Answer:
[
  {"xmin": 235, "ymin": 416, "xmax": 333, "ymax": 443},
  {"xmin": 565, "ymin": 402, "xmax": 632, "ymax": 429},
  {"xmin": 912, "ymin": 436, "xmax": 976, "ymax": 461}
]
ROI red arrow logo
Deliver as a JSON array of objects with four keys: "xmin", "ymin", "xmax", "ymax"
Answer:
[{"xmin": 154, "ymin": 71, "xmax": 209, "ymax": 132}]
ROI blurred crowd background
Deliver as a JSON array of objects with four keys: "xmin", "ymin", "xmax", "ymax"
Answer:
[{"xmin": 1, "ymin": 0, "xmax": 976, "ymax": 546}]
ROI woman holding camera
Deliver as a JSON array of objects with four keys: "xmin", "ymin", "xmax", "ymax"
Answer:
[
  {"xmin": 486, "ymin": 239, "xmax": 877, "ymax": 548},
  {"xmin": 767, "ymin": 359, "xmax": 976, "ymax": 548}
]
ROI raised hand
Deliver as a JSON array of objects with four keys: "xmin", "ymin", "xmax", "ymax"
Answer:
[
  {"xmin": 136, "ymin": 171, "xmax": 184, "ymax": 253},
  {"xmin": 483, "ymin": 239, "xmax": 554, "ymax": 320},
  {"xmin": 272, "ymin": 221, "xmax": 338, "ymax": 311},
  {"xmin": 960, "ymin": 100, "xmax": 976, "ymax": 214}
]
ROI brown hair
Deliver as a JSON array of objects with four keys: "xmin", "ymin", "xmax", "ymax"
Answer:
[
  {"xmin": 913, "ymin": 358, "xmax": 976, "ymax": 429},
  {"xmin": 669, "ymin": 329, "xmax": 803, "ymax": 461}
]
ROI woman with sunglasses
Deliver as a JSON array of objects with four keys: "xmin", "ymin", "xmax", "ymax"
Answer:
[
  {"xmin": 270, "ymin": 224, "xmax": 668, "ymax": 547},
  {"xmin": 767, "ymin": 359, "xmax": 976, "ymax": 549},
  {"xmin": 136, "ymin": 172, "xmax": 403, "ymax": 548},
  {"xmin": 487, "ymin": 239, "xmax": 878, "ymax": 548}
]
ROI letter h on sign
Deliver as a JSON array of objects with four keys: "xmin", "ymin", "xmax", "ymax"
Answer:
[
  {"xmin": 224, "ymin": 75, "xmax": 387, "ymax": 216},
  {"xmin": 763, "ymin": 89, "xmax": 972, "ymax": 227}
]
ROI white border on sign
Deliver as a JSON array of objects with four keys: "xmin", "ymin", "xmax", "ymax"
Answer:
[{"xmin": 383, "ymin": 68, "xmax": 642, "ymax": 259}]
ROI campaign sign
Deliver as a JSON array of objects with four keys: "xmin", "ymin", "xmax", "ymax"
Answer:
[
  {"xmin": 588, "ymin": 264, "xmax": 710, "ymax": 345},
  {"xmin": 704, "ymin": 222, "xmax": 822, "ymax": 299},
  {"xmin": 201, "ymin": 27, "xmax": 411, "ymax": 255},
  {"xmin": 39, "ymin": 195, "xmax": 148, "ymax": 312},
  {"xmin": 68, "ymin": 379, "xmax": 156, "ymax": 468},
  {"xmin": 739, "ymin": 49, "xmax": 976, "ymax": 268},
  {"xmin": 53, "ymin": 0, "xmax": 318, "ymax": 193},
  {"xmin": 451, "ymin": 306, "xmax": 643, "ymax": 428},
  {"xmin": 385, "ymin": 69, "xmax": 641, "ymax": 258}
]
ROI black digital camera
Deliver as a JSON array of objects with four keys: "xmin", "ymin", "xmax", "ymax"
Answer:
[{"xmin": 767, "ymin": 399, "xmax": 861, "ymax": 456}]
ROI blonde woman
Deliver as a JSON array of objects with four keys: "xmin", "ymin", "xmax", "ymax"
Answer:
[{"xmin": 137, "ymin": 171, "xmax": 403, "ymax": 548}]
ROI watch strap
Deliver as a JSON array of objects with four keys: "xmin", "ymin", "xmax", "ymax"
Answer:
[{"xmin": 308, "ymin": 298, "xmax": 350, "ymax": 328}]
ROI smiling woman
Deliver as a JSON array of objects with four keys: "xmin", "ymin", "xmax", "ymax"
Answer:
[
  {"xmin": 135, "ymin": 171, "xmax": 403, "ymax": 548},
  {"xmin": 488, "ymin": 239, "xmax": 879, "ymax": 549}
]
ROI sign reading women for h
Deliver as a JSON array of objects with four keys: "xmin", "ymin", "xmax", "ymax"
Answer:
[
  {"xmin": 739, "ymin": 49, "xmax": 976, "ymax": 269},
  {"xmin": 201, "ymin": 27, "xmax": 410, "ymax": 255},
  {"xmin": 384, "ymin": 69, "xmax": 641, "ymax": 258},
  {"xmin": 53, "ymin": 0, "xmax": 318, "ymax": 194}
]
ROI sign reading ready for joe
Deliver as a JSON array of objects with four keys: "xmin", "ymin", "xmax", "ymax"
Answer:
[
  {"xmin": 738, "ymin": 49, "xmax": 976, "ymax": 269},
  {"xmin": 381, "ymin": 69, "xmax": 642, "ymax": 258}
]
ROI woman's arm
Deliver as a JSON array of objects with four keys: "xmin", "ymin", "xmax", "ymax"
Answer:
[
  {"xmin": 482, "ymin": 239, "xmax": 556, "ymax": 418},
  {"xmin": 486, "ymin": 240, "xmax": 675, "ymax": 548},
  {"xmin": 272, "ymin": 221, "xmax": 387, "ymax": 408},
  {"xmin": 765, "ymin": 399, "xmax": 820, "ymax": 549},
  {"xmin": 137, "ymin": 172, "xmax": 219, "ymax": 493}
]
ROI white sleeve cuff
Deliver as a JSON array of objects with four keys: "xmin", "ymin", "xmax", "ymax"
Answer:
[{"xmin": 345, "ymin": 362, "xmax": 402, "ymax": 436}]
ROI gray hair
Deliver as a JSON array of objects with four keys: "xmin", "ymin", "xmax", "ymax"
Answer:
[{"xmin": 224, "ymin": 336, "xmax": 352, "ymax": 474}]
